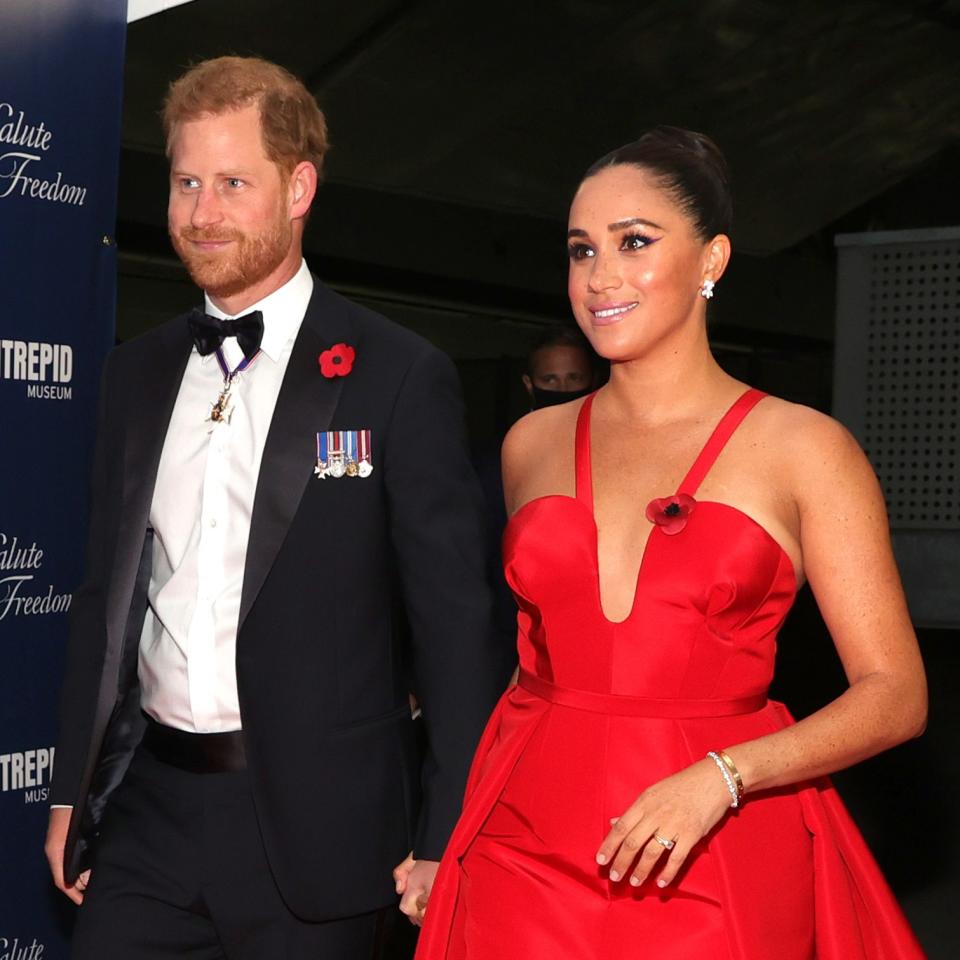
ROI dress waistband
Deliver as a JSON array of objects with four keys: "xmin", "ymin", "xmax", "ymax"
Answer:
[{"xmin": 517, "ymin": 669, "xmax": 767, "ymax": 718}]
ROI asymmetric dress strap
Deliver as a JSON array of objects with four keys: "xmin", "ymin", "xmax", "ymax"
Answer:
[
  {"xmin": 574, "ymin": 387, "xmax": 768, "ymax": 508},
  {"xmin": 678, "ymin": 388, "xmax": 767, "ymax": 497}
]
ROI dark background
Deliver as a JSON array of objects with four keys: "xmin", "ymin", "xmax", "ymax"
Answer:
[{"xmin": 115, "ymin": 2, "xmax": 958, "ymax": 955}]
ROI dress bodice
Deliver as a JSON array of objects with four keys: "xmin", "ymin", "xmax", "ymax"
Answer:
[{"xmin": 503, "ymin": 389, "xmax": 798, "ymax": 701}]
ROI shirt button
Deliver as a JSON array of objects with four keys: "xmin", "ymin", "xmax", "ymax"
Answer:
[{"xmin": 209, "ymin": 518, "xmax": 217, "ymax": 528}]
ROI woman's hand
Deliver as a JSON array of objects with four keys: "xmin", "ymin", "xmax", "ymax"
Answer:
[
  {"xmin": 394, "ymin": 854, "xmax": 440, "ymax": 926},
  {"xmin": 596, "ymin": 758, "xmax": 732, "ymax": 889}
]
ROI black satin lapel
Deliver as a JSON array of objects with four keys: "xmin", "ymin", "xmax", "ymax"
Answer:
[
  {"xmin": 108, "ymin": 322, "xmax": 192, "ymax": 646},
  {"xmin": 239, "ymin": 287, "xmax": 354, "ymax": 628}
]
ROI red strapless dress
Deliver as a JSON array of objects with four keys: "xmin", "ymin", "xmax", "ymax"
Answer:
[{"xmin": 416, "ymin": 389, "xmax": 924, "ymax": 959}]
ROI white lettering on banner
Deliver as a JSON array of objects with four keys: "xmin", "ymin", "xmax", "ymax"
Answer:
[
  {"xmin": 0, "ymin": 152, "xmax": 86, "ymax": 206},
  {"xmin": 25, "ymin": 384, "xmax": 72, "ymax": 400},
  {"xmin": 0, "ymin": 748, "xmax": 55, "ymax": 806},
  {"xmin": 0, "ymin": 578, "xmax": 72, "ymax": 618},
  {"xmin": 0, "ymin": 936, "xmax": 46, "ymax": 959},
  {"xmin": 0, "ymin": 103, "xmax": 53, "ymax": 150},
  {"xmin": 0, "ymin": 102, "xmax": 88, "ymax": 207},
  {"xmin": 0, "ymin": 535, "xmax": 71, "ymax": 622},
  {"xmin": 0, "ymin": 340, "xmax": 74, "ymax": 402},
  {"xmin": 0, "ymin": 535, "xmax": 43, "ymax": 570}
]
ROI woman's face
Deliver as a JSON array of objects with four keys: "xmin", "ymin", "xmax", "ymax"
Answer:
[{"xmin": 567, "ymin": 164, "xmax": 717, "ymax": 363}]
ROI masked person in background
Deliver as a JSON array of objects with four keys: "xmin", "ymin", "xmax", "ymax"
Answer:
[{"xmin": 521, "ymin": 325, "xmax": 599, "ymax": 409}]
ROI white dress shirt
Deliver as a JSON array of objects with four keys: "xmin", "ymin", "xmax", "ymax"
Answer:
[{"xmin": 138, "ymin": 260, "xmax": 313, "ymax": 732}]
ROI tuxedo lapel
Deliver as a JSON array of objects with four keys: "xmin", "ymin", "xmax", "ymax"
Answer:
[
  {"xmin": 106, "ymin": 318, "xmax": 193, "ymax": 650},
  {"xmin": 239, "ymin": 280, "xmax": 357, "ymax": 629}
]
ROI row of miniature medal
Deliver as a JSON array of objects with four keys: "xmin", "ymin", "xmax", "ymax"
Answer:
[
  {"xmin": 315, "ymin": 430, "xmax": 373, "ymax": 479},
  {"xmin": 203, "ymin": 346, "xmax": 373, "ymax": 479}
]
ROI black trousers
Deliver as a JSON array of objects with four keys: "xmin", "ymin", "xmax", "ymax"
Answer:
[{"xmin": 71, "ymin": 746, "xmax": 387, "ymax": 960}]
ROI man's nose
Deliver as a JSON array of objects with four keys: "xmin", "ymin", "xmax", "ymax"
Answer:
[{"xmin": 190, "ymin": 187, "xmax": 223, "ymax": 228}]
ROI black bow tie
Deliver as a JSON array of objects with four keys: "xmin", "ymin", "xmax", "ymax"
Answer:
[{"xmin": 188, "ymin": 308, "xmax": 264, "ymax": 360}]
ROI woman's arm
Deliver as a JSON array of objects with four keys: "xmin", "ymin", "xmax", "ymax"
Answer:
[
  {"xmin": 726, "ymin": 411, "xmax": 926, "ymax": 792},
  {"xmin": 597, "ymin": 408, "xmax": 927, "ymax": 888}
]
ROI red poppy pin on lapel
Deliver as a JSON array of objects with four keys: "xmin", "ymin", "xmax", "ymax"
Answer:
[{"xmin": 319, "ymin": 343, "xmax": 355, "ymax": 378}]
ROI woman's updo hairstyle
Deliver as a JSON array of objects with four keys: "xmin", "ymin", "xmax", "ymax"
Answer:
[{"xmin": 583, "ymin": 126, "xmax": 732, "ymax": 241}]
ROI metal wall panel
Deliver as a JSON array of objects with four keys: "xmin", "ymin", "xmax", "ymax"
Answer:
[{"xmin": 834, "ymin": 227, "xmax": 960, "ymax": 627}]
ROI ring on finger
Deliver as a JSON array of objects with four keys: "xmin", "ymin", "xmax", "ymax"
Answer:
[{"xmin": 653, "ymin": 833, "xmax": 677, "ymax": 850}]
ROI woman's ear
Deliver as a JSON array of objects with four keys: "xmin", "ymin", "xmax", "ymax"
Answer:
[{"xmin": 703, "ymin": 233, "xmax": 731, "ymax": 285}]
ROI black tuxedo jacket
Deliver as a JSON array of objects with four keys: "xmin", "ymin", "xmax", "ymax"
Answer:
[{"xmin": 52, "ymin": 277, "xmax": 506, "ymax": 921}]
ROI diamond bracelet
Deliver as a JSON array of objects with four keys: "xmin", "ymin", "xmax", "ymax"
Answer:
[{"xmin": 707, "ymin": 751, "xmax": 740, "ymax": 808}]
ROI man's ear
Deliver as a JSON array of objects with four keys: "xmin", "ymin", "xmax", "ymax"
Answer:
[
  {"xmin": 522, "ymin": 374, "xmax": 533, "ymax": 397},
  {"xmin": 288, "ymin": 160, "xmax": 317, "ymax": 220}
]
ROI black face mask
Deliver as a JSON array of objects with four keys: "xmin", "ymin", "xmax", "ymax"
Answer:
[{"xmin": 530, "ymin": 385, "xmax": 593, "ymax": 409}]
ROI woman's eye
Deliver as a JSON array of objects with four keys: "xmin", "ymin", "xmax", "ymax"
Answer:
[
  {"xmin": 567, "ymin": 243, "xmax": 595, "ymax": 261},
  {"xmin": 226, "ymin": 178, "xmax": 244, "ymax": 188},
  {"xmin": 621, "ymin": 233, "xmax": 652, "ymax": 251}
]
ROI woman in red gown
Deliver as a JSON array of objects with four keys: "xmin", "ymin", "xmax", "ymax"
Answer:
[{"xmin": 406, "ymin": 127, "xmax": 928, "ymax": 958}]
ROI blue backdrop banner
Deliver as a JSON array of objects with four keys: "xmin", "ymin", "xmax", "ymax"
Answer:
[{"xmin": 0, "ymin": 0, "xmax": 126, "ymax": 954}]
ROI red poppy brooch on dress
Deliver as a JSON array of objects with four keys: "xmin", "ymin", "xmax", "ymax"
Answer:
[
  {"xmin": 318, "ymin": 343, "xmax": 355, "ymax": 378},
  {"xmin": 645, "ymin": 494, "xmax": 696, "ymax": 535}
]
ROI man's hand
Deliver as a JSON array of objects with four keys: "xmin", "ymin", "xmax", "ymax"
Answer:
[
  {"xmin": 45, "ymin": 807, "xmax": 89, "ymax": 904},
  {"xmin": 393, "ymin": 853, "xmax": 439, "ymax": 926}
]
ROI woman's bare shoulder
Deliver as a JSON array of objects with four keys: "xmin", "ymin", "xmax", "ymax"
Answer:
[
  {"xmin": 503, "ymin": 400, "xmax": 583, "ymax": 467},
  {"xmin": 501, "ymin": 399, "xmax": 584, "ymax": 509},
  {"xmin": 752, "ymin": 394, "xmax": 873, "ymax": 484}
]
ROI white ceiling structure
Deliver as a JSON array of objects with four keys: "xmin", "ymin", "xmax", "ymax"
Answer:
[{"xmin": 127, "ymin": 0, "xmax": 196, "ymax": 23}]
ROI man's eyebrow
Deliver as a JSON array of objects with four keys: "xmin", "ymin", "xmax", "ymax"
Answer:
[{"xmin": 169, "ymin": 169, "xmax": 256, "ymax": 177}]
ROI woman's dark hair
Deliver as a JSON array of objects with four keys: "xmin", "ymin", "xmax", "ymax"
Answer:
[{"xmin": 583, "ymin": 126, "xmax": 732, "ymax": 241}]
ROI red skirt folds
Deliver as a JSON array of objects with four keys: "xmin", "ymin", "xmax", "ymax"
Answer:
[{"xmin": 415, "ymin": 685, "xmax": 925, "ymax": 960}]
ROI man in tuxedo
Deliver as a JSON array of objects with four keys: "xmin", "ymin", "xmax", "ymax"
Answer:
[{"xmin": 44, "ymin": 56, "xmax": 504, "ymax": 959}]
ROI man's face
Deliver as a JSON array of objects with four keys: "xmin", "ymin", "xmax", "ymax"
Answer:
[
  {"xmin": 167, "ymin": 104, "xmax": 293, "ymax": 301},
  {"xmin": 525, "ymin": 345, "xmax": 594, "ymax": 394}
]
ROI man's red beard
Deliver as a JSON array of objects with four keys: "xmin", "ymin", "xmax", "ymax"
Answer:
[{"xmin": 171, "ymin": 211, "xmax": 293, "ymax": 300}]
